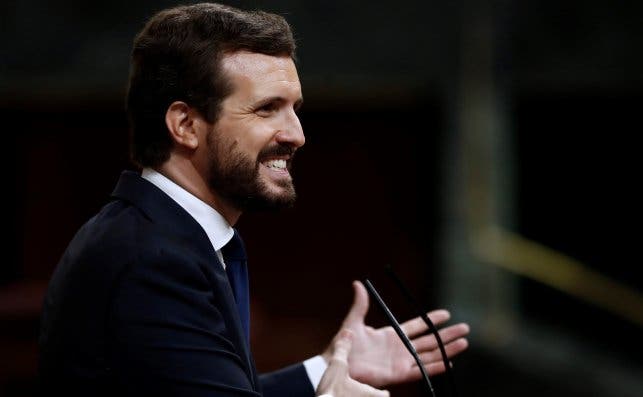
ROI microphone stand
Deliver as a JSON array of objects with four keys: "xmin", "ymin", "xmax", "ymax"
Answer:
[
  {"xmin": 385, "ymin": 265, "xmax": 459, "ymax": 397},
  {"xmin": 363, "ymin": 279, "xmax": 436, "ymax": 397}
]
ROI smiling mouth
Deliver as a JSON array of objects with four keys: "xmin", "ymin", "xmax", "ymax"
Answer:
[{"xmin": 261, "ymin": 158, "xmax": 288, "ymax": 171}]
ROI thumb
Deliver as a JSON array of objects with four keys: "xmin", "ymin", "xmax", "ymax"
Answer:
[
  {"xmin": 332, "ymin": 329, "xmax": 353, "ymax": 364},
  {"xmin": 342, "ymin": 280, "xmax": 369, "ymax": 326},
  {"xmin": 347, "ymin": 281, "xmax": 369, "ymax": 323}
]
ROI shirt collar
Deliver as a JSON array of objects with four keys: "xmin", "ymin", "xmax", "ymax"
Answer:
[{"xmin": 141, "ymin": 168, "xmax": 234, "ymax": 252}]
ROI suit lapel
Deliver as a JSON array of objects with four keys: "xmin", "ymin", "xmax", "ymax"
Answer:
[
  {"xmin": 208, "ymin": 253, "xmax": 257, "ymax": 386},
  {"xmin": 111, "ymin": 170, "xmax": 259, "ymax": 389}
]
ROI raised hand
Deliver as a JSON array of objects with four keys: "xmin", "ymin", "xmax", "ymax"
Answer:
[{"xmin": 322, "ymin": 281, "xmax": 470, "ymax": 387}]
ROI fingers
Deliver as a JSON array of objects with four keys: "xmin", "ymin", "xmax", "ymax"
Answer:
[
  {"xmin": 319, "ymin": 327, "xmax": 391, "ymax": 397},
  {"xmin": 400, "ymin": 309, "xmax": 451, "ymax": 338},
  {"xmin": 405, "ymin": 361, "xmax": 450, "ymax": 381},
  {"xmin": 401, "ymin": 338, "xmax": 469, "ymax": 381},
  {"xmin": 412, "ymin": 323, "xmax": 470, "ymax": 352},
  {"xmin": 319, "ymin": 329, "xmax": 353, "ymax": 389},
  {"xmin": 416, "ymin": 338, "xmax": 469, "ymax": 370},
  {"xmin": 332, "ymin": 329, "xmax": 353, "ymax": 365},
  {"xmin": 342, "ymin": 280, "xmax": 369, "ymax": 326},
  {"xmin": 425, "ymin": 361, "xmax": 449, "ymax": 377}
]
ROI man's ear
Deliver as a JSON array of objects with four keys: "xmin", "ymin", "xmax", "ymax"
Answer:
[{"xmin": 165, "ymin": 101, "xmax": 200, "ymax": 150}]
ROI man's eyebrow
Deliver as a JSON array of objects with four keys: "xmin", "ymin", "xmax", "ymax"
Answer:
[
  {"xmin": 253, "ymin": 96, "xmax": 283, "ymax": 106},
  {"xmin": 253, "ymin": 96, "xmax": 304, "ymax": 109}
]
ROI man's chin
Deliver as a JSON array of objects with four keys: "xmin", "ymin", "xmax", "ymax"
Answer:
[{"xmin": 243, "ymin": 188, "xmax": 297, "ymax": 212}]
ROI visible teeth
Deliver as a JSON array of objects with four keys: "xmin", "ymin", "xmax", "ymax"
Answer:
[{"xmin": 264, "ymin": 159, "xmax": 287, "ymax": 170}]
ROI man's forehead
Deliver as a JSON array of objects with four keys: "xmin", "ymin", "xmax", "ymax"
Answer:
[{"xmin": 221, "ymin": 51, "xmax": 298, "ymax": 82}]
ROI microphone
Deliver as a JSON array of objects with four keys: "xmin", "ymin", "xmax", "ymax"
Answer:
[
  {"xmin": 363, "ymin": 279, "xmax": 436, "ymax": 397},
  {"xmin": 384, "ymin": 265, "xmax": 458, "ymax": 397}
]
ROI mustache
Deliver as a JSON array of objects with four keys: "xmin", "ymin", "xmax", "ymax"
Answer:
[{"xmin": 258, "ymin": 144, "xmax": 296, "ymax": 159}]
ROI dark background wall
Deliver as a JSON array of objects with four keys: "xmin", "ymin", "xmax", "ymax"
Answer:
[{"xmin": 1, "ymin": 1, "xmax": 641, "ymax": 396}]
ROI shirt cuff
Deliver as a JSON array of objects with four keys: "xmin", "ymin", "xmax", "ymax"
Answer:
[{"xmin": 303, "ymin": 355, "xmax": 328, "ymax": 391}]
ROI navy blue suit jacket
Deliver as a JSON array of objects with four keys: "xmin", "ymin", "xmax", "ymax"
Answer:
[{"xmin": 39, "ymin": 171, "xmax": 315, "ymax": 397}]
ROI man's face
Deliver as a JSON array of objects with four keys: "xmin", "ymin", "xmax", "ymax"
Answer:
[{"xmin": 205, "ymin": 51, "xmax": 304, "ymax": 211}]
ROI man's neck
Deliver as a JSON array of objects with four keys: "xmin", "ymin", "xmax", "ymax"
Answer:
[{"xmin": 155, "ymin": 160, "xmax": 242, "ymax": 226}]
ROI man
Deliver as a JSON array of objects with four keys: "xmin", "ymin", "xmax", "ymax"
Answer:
[{"xmin": 39, "ymin": 3, "xmax": 469, "ymax": 396}]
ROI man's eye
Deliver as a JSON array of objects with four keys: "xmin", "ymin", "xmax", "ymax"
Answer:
[{"xmin": 256, "ymin": 103, "xmax": 277, "ymax": 116}]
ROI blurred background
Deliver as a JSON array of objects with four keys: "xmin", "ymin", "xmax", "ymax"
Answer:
[{"xmin": 1, "ymin": 0, "xmax": 642, "ymax": 396}]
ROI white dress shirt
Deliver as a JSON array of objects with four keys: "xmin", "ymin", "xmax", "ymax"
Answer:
[{"xmin": 141, "ymin": 168, "xmax": 327, "ymax": 390}]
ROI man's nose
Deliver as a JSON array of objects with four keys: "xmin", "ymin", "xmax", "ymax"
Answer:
[{"xmin": 275, "ymin": 111, "xmax": 305, "ymax": 148}]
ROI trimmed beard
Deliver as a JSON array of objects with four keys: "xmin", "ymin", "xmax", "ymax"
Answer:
[{"xmin": 205, "ymin": 127, "xmax": 297, "ymax": 212}]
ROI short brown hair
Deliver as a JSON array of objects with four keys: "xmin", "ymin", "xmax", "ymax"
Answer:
[{"xmin": 126, "ymin": 2, "xmax": 296, "ymax": 168}]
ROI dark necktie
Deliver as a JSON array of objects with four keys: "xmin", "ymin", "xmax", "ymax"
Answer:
[{"xmin": 221, "ymin": 230, "xmax": 250, "ymax": 344}]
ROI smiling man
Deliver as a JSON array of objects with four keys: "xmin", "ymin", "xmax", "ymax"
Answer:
[
  {"xmin": 159, "ymin": 50, "xmax": 304, "ymax": 225},
  {"xmin": 38, "ymin": 3, "xmax": 469, "ymax": 397}
]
